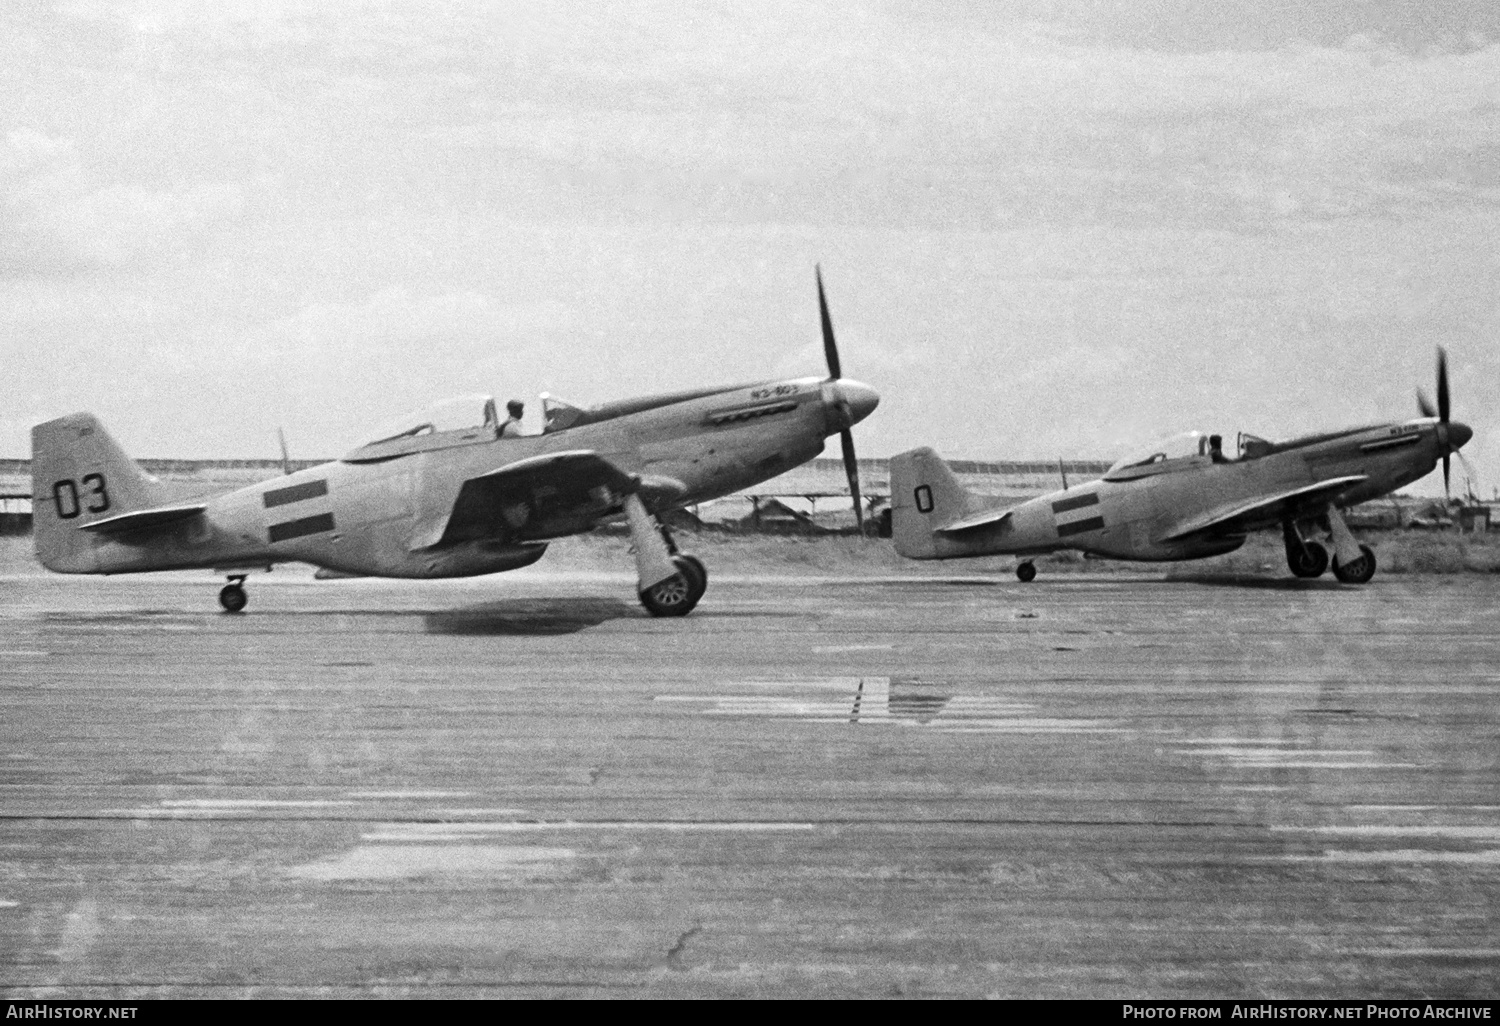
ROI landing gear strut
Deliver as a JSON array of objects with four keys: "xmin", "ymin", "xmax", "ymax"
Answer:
[
  {"xmin": 639, "ymin": 524, "xmax": 708, "ymax": 615},
  {"xmin": 624, "ymin": 493, "xmax": 706, "ymax": 617},
  {"xmin": 1326, "ymin": 507, "xmax": 1377, "ymax": 585},
  {"xmin": 219, "ymin": 575, "xmax": 248, "ymax": 613},
  {"xmin": 1284, "ymin": 512, "xmax": 1377, "ymax": 584}
]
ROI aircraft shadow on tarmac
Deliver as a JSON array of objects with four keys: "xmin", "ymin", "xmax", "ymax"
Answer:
[
  {"xmin": 422, "ymin": 597, "xmax": 638, "ymax": 636},
  {"xmin": 906, "ymin": 573, "xmax": 1349, "ymax": 591},
  {"xmin": 1165, "ymin": 573, "xmax": 1353, "ymax": 590}
]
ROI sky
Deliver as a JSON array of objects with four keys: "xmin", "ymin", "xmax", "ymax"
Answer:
[{"xmin": 3, "ymin": 0, "xmax": 1498, "ymax": 497}]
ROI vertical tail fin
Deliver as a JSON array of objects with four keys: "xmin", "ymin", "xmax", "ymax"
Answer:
[
  {"xmin": 31, "ymin": 414, "xmax": 165, "ymax": 572},
  {"xmin": 889, "ymin": 446, "xmax": 974, "ymax": 559}
]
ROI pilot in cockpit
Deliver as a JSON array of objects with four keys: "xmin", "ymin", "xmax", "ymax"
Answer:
[
  {"xmin": 1209, "ymin": 434, "xmax": 1229, "ymax": 463},
  {"xmin": 499, "ymin": 399, "xmax": 526, "ymax": 438}
]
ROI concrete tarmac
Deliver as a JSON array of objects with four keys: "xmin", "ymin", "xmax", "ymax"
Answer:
[{"xmin": 2, "ymin": 567, "xmax": 1499, "ymax": 998}]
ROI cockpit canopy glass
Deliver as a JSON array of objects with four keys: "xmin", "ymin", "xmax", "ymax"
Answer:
[
  {"xmin": 540, "ymin": 393, "xmax": 585, "ymax": 433},
  {"xmin": 362, "ymin": 394, "xmax": 497, "ymax": 446},
  {"xmin": 1107, "ymin": 431, "xmax": 1212, "ymax": 475},
  {"xmin": 1237, "ymin": 432, "xmax": 1273, "ymax": 459}
]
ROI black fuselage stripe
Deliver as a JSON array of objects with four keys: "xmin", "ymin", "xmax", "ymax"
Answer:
[
  {"xmin": 1057, "ymin": 516, "xmax": 1105, "ymax": 537},
  {"xmin": 268, "ymin": 512, "xmax": 335, "ymax": 543},
  {"xmin": 1052, "ymin": 492, "xmax": 1100, "ymax": 514},
  {"xmin": 264, "ymin": 479, "xmax": 329, "ymax": 508}
]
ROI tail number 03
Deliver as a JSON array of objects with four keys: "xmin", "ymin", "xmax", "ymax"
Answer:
[{"xmin": 53, "ymin": 474, "xmax": 111, "ymax": 519}]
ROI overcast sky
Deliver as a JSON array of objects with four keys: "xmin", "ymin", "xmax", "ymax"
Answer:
[{"xmin": 3, "ymin": 1, "xmax": 1498, "ymax": 496}]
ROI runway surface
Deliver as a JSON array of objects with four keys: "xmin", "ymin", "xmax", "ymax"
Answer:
[{"xmin": 2, "ymin": 566, "xmax": 1499, "ymax": 998}]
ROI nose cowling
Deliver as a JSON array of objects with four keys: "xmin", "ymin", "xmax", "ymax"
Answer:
[{"xmin": 826, "ymin": 379, "xmax": 879, "ymax": 431}]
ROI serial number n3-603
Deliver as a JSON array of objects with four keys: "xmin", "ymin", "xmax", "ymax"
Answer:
[{"xmin": 750, "ymin": 384, "xmax": 800, "ymax": 400}]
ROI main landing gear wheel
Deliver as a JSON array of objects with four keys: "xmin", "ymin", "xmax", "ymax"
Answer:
[
  {"xmin": 1016, "ymin": 561, "xmax": 1037, "ymax": 583},
  {"xmin": 218, "ymin": 576, "xmax": 248, "ymax": 613},
  {"xmin": 1287, "ymin": 540, "xmax": 1329, "ymax": 579},
  {"xmin": 1332, "ymin": 544, "xmax": 1377, "ymax": 585},
  {"xmin": 639, "ymin": 555, "xmax": 707, "ymax": 617}
]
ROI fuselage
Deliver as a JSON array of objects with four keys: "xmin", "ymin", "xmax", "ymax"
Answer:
[{"xmin": 41, "ymin": 376, "xmax": 877, "ymax": 579}]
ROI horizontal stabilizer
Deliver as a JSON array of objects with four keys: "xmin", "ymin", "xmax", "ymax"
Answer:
[
  {"xmin": 1162, "ymin": 475, "xmax": 1367, "ymax": 541},
  {"xmin": 78, "ymin": 503, "xmax": 206, "ymax": 536},
  {"xmin": 936, "ymin": 506, "xmax": 1015, "ymax": 535}
]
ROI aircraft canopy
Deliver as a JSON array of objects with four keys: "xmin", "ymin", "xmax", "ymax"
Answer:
[
  {"xmin": 1237, "ymin": 432, "xmax": 1274, "ymax": 458},
  {"xmin": 1107, "ymin": 431, "xmax": 1214, "ymax": 475},
  {"xmin": 540, "ymin": 393, "xmax": 585, "ymax": 433},
  {"xmin": 361, "ymin": 395, "xmax": 498, "ymax": 447}
]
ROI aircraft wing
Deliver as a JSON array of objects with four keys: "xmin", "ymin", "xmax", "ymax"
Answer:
[
  {"xmin": 414, "ymin": 450, "xmax": 686, "ymax": 550},
  {"xmin": 1160, "ymin": 475, "xmax": 1368, "ymax": 542},
  {"xmin": 469, "ymin": 450, "xmax": 634, "ymax": 487},
  {"xmin": 935, "ymin": 506, "xmax": 1015, "ymax": 535},
  {"xmin": 78, "ymin": 503, "xmax": 207, "ymax": 536}
]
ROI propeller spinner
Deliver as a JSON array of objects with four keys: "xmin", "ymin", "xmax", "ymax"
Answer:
[
  {"xmin": 815, "ymin": 265, "xmax": 879, "ymax": 532},
  {"xmin": 1416, "ymin": 347, "xmax": 1474, "ymax": 497}
]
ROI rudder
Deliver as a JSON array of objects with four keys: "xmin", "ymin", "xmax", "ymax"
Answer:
[
  {"xmin": 31, "ymin": 414, "xmax": 165, "ymax": 572},
  {"xmin": 889, "ymin": 446, "xmax": 974, "ymax": 559}
]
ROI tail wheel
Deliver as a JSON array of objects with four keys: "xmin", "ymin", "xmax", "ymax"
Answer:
[
  {"xmin": 1332, "ymin": 544, "xmax": 1377, "ymax": 584},
  {"xmin": 639, "ymin": 556, "xmax": 706, "ymax": 617},
  {"xmin": 1016, "ymin": 561, "xmax": 1037, "ymax": 583},
  {"xmin": 218, "ymin": 584, "xmax": 247, "ymax": 613},
  {"xmin": 1288, "ymin": 540, "xmax": 1329, "ymax": 578}
]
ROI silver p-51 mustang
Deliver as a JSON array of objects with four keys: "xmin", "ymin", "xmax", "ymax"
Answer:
[
  {"xmin": 892, "ymin": 351, "xmax": 1470, "ymax": 583},
  {"xmin": 33, "ymin": 272, "xmax": 878, "ymax": 616}
]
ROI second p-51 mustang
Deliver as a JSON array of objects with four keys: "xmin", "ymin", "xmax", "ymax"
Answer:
[
  {"xmin": 891, "ymin": 351, "xmax": 1470, "ymax": 583},
  {"xmin": 32, "ymin": 271, "xmax": 878, "ymax": 615}
]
